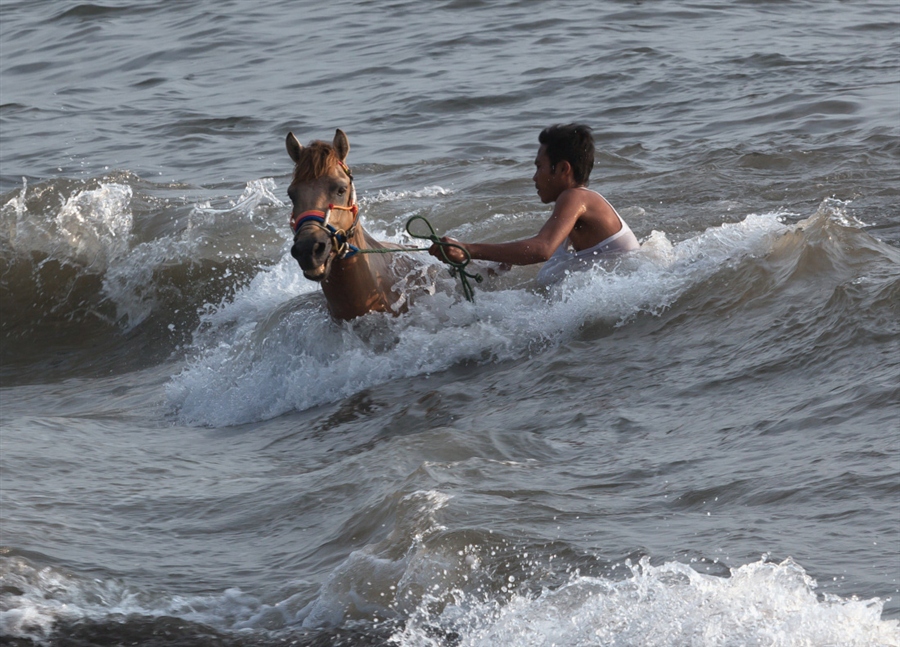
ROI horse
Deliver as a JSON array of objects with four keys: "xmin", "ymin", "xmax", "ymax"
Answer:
[{"xmin": 286, "ymin": 129, "xmax": 407, "ymax": 320}]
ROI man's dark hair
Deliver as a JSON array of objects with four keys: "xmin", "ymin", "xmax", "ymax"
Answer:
[{"xmin": 538, "ymin": 124, "xmax": 595, "ymax": 185}]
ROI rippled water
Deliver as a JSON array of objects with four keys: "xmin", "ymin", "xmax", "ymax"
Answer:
[{"xmin": 1, "ymin": 1, "xmax": 899, "ymax": 645}]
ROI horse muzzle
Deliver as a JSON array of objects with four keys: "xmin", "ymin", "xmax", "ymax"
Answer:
[{"xmin": 291, "ymin": 230, "xmax": 333, "ymax": 281}]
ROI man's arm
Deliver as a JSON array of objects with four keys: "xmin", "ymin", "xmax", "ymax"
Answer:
[{"xmin": 431, "ymin": 191, "xmax": 584, "ymax": 266}]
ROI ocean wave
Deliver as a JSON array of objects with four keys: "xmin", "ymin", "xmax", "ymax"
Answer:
[
  {"xmin": 167, "ymin": 209, "xmax": 796, "ymax": 427},
  {"xmin": 1, "ymin": 178, "xmax": 133, "ymax": 270},
  {"xmin": 394, "ymin": 556, "xmax": 898, "ymax": 647},
  {"xmin": 168, "ymin": 198, "xmax": 900, "ymax": 427},
  {"xmin": 0, "ymin": 175, "xmax": 286, "ymax": 338},
  {"xmin": 3, "ymin": 548, "xmax": 895, "ymax": 647}
]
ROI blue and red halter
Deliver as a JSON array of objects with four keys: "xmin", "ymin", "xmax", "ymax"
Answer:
[{"xmin": 289, "ymin": 160, "xmax": 360, "ymax": 259}]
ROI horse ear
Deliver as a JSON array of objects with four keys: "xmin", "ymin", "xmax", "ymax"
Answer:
[
  {"xmin": 333, "ymin": 129, "xmax": 350, "ymax": 161},
  {"xmin": 286, "ymin": 132, "xmax": 303, "ymax": 163}
]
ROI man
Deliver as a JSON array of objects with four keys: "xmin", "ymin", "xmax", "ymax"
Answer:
[{"xmin": 429, "ymin": 124, "xmax": 639, "ymax": 285}]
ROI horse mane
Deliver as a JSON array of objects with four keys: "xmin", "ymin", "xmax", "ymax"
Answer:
[{"xmin": 292, "ymin": 140, "xmax": 341, "ymax": 183}]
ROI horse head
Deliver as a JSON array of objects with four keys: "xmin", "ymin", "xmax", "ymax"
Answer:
[{"xmin": 286, "ymin": 129, "xmax": 359, "ymax": 282}]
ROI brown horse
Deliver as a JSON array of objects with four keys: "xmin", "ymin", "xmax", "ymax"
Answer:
[{"xmin": 286, "ymin": 129, "xmax": 407, "ymax": 320}]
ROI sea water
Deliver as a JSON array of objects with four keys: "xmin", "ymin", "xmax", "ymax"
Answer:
[{"xmin": 1, "ymin": 1, "xmax": 898, "ymax": 645}]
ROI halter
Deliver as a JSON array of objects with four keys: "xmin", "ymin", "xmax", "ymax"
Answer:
[{"xmin": 289, "ymin": 160, "xmax": 361, "ymax": 259}]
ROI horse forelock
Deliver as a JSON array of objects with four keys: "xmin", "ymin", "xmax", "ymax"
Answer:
[{"xmin": 292, "ymin": 140, "xmax": 342, "ymax": 183}]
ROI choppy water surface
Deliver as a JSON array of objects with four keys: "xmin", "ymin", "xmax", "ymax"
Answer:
[{"xmin": 1, "ymin": 1, "xmax": 898, "ymax": 645}]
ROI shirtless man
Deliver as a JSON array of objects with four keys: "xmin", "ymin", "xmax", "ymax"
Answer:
[{"xmin": 429, "ymin": 124, "xmax": 639, "ymax": 285}]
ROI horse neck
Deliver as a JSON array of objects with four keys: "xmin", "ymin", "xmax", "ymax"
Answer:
[{"xmin": 321, "ymin": 225, "xmax": 392, "ymax": 319}]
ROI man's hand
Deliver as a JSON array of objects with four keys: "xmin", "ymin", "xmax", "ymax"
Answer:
[{"xmin": 429, "ymin": 236, "xmax": 468, "ymax": 264}]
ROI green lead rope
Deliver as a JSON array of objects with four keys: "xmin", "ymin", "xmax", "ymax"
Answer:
[
  {"xmin": 357, "ymin": 215, "xmax": 483, "ymax": 302},
  {"xmin": 405, "ymin": 215, "xmax": 483, "ymax": 302}
]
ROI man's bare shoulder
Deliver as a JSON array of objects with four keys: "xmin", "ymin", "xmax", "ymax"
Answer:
[
  {"xmin": 557, "ymin": 186, "xmax": 612, "ymax": 214},
  {"xmin": 560, "ymin": 187, "xmax": 621, "ymax": 242},
  {"xmin": 555, "ymin": 186, "xmax": 593, "ymax": 209}
]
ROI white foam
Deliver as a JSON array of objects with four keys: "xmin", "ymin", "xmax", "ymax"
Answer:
[
  {"xmin": 3, "ymin": 550, "xmax": 895, "ymax": 646},
  {"xmin": 392, "ymin": 557, "xmax": 899, "ymax": 647},
  {"xmin": 167, "ymin": 211, "xmax": 793, "ymax": 427},
  {"xmin": 55, "ymin": 183, "xmax": 134, "ymax": 269},
  {"xmin": 0, "ymin": 490, "xmax": 456, "ymax": 641},
  {"xmin": 0, "ymin": 556, "xmax": 146, "ymax": 644},
  {"xmin": 189, "ymin": 177, "xmax": 285, "ymax": 221},
  {"xmin": 0, "ymin": 554, "xmax": 302, "ymax": 641},
  {"xmin": 0, "ymin": 176, "xmax": 289, "ymax": 329},
  {"xmin": 101, "ymin": 235, "xmax": 196, "ymax": 328},
  {"xmin": 813, "ymin": 197, "xmax": 870, "ymax": 228},
  {"xmin": 2, "ymin": 179, "xmax": 133, "ymax": 268},
  {"xmin": 2, "ymin": 177, "xmax": 30, "ymax": 229},
  {"xmin": 98, "ymin": 177, "xmax": 285, "ymax": 328},
  {"xmin": 363, "ymin": 186, "xmax": 452, "ymax": 206}
]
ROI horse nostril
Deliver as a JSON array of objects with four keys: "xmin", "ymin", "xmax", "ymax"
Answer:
[
  {"xmin": 290, "ymin": 244, "xmax": 302, "ymax": 261},
  {"xmin": 315, "ymin": 242, "xmax": 327, "ymax": 257}
]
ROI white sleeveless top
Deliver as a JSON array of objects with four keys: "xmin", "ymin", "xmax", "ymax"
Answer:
[{"xmin": 536, "ymin": 192, "xmax": 639, "ymax": 286}]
